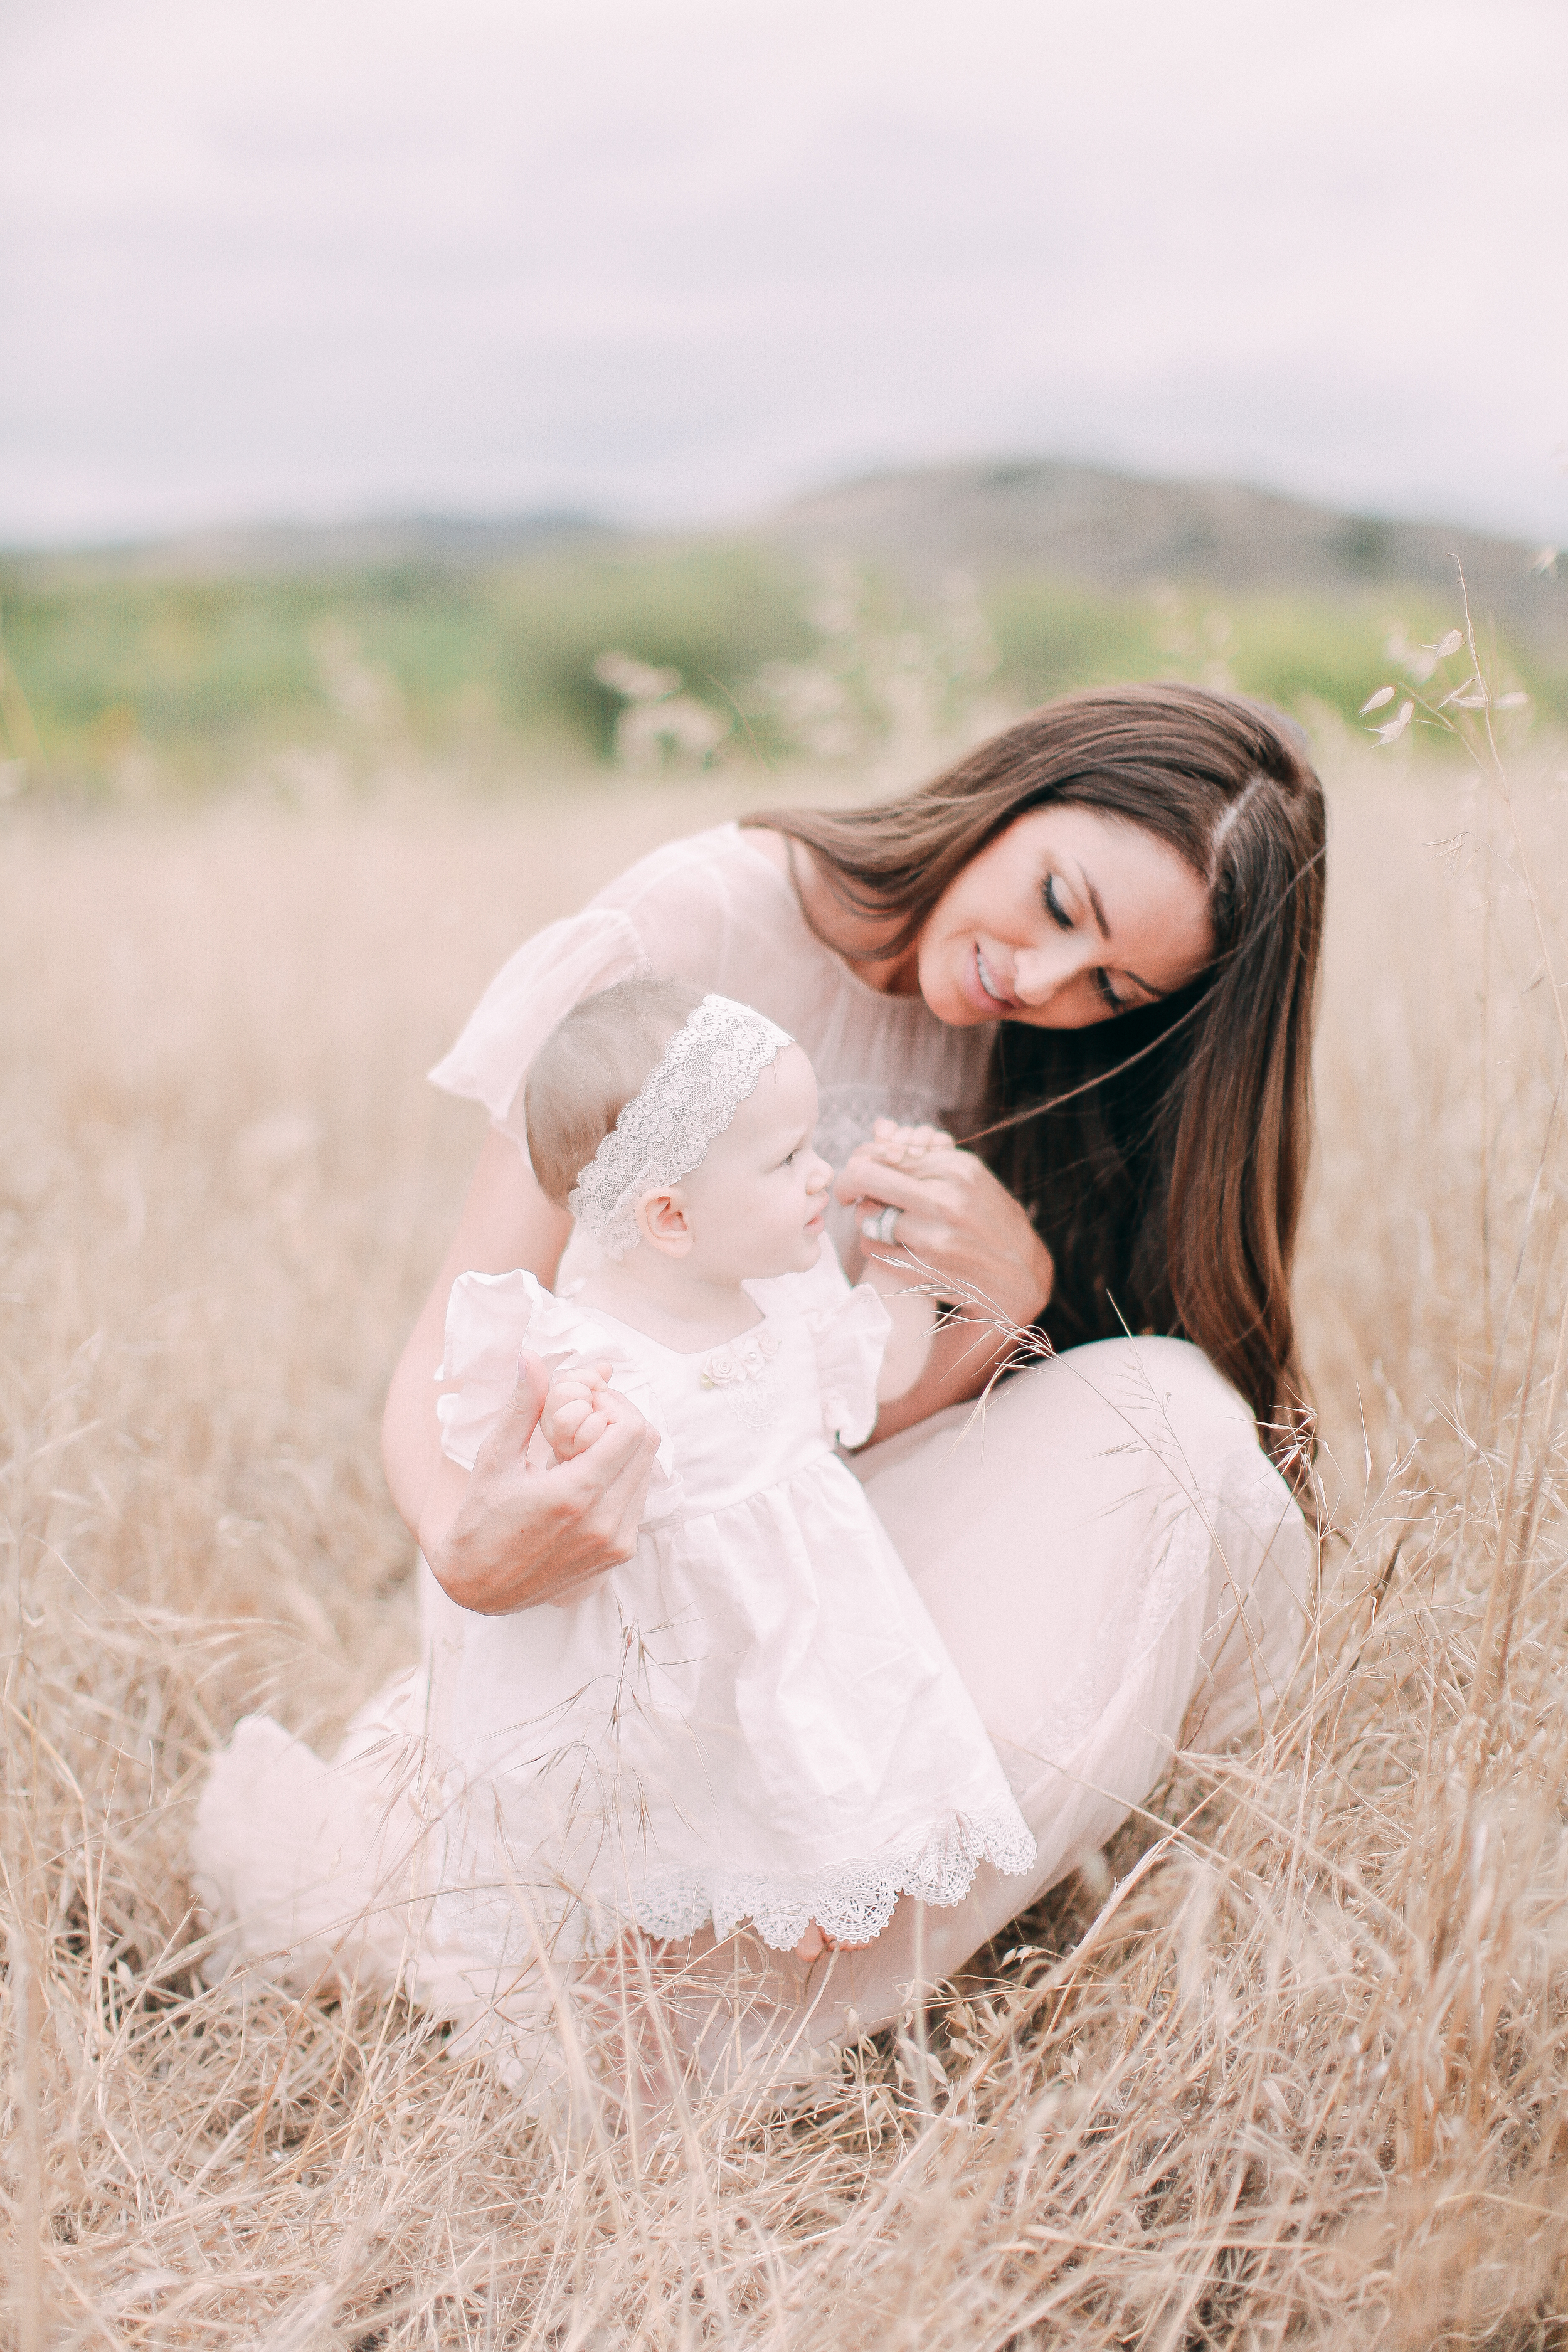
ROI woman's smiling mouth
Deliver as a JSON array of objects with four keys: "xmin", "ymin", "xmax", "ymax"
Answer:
[{"xmin": 973, "ymin": 944, "xmax": 1020, "ymax": 1010}]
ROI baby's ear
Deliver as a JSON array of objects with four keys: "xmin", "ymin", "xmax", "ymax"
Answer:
[{"xmin": 636, "ymin": 1187, "xmax": 694, "ymax": 1258}]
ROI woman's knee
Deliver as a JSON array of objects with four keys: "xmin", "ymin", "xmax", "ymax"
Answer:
[{"xmin": 1016, "ymin": 1333, "xmax": 1259, "ymax": 1460}]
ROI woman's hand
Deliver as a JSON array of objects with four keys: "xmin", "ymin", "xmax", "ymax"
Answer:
[
  {"xmin": 421, "ymin": 1351, "xmax": 662, "ymax": 1617},
  {"xmin": 837, "ymin": 1119, "xmax": 1054, "ymax": 1333}
]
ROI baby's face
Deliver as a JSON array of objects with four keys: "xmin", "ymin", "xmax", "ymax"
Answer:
[{"xmin": 672, "ymin": 1044, "xmax": 833, "ymax": 1280}]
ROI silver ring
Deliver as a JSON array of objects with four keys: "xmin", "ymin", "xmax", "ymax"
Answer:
[{"xmin": 862, "ymin": 1205, "xmax": 901, "ymax": 1246}]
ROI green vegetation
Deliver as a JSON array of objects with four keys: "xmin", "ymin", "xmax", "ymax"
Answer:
[
  {"xmin": 1, "ymin": 536, "xmax": 1559, "ymax": 797},
  {"xmin": 988, "ymin": 573, "xmax": 1560, "ymax": 724},
  {"xmin": 0, "ymin": 541, "xmax": 814, "ymax": 790}
]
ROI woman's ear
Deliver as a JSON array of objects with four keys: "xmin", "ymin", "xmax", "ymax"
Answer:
[{"xmin": 636, "ymin": 1187, "xmax": 694, "ymax": 1258}]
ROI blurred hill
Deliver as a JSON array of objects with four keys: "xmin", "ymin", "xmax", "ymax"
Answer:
[
  {"xmin": 766, "ymin": 460, "xmax": 1566, "ymax": 663},
  {"xmin": 16, "ymin": 509, "xmax": 606, "ymax": 585},
  {"xmin": 18, "ymin": 462, "xmax": 1561, "ymax": 645},
  {"xmin": 1, "ymin": 461, "xmax": 1560, "ymax": 795}
]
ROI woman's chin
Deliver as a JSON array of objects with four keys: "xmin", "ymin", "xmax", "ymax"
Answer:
[{"xmin": 928, "ymin": 950, "xmax": 994, "ymax": 1028}]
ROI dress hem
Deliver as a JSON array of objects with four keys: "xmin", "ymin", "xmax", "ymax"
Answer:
[{"xmin": 608, "ymin": 1799, "xmax": 1037, "ymax": 1952}]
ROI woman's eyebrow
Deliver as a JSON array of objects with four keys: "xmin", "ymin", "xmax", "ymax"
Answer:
[
  {"xmin": 1074, "ymin": 862, "xmax": 1112, "ymax": 941},
  {"xmin": 1076, "ymin": 861, "xmax": 1166, "ymax": 999}
]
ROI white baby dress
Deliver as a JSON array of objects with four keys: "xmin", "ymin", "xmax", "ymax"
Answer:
[
  {"xmin": 191, "ymin": 1247, "xmax": 1034, "ymax": 2075},
  {"xmin": 430, "ymin": 1249, "xmax": 1036, "ymax": 1954}
]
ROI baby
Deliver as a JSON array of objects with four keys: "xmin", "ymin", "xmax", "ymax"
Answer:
[
  {"xmin": 430, "ymin": 977, "xmax": 1034, "ymax": 1963},
  {"xmin": 529, "ymin": 982, "xmax": 936, "ymax": 1488},
  {"xmin": 190, "ymin": 978, "xmax": 1034, "ymax": 2066}
]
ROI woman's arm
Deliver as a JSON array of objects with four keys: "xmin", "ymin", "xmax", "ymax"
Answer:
[
  {"xmin": 381, "ymin": 1128, "xmax": 660, "ymax": 1610},
  {"xmin": 861, "ymin": 1262, "xmax": 936, "ymax": 1402},
  {"xmin": 861, "ymin": 1308, "xmax": 1022, "ymax": 1439},
  {"xmin": 382, "ymin": 1128, "xmax": 569, "ymax": 1532}
]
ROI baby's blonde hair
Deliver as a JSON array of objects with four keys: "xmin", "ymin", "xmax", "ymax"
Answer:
[{"xmin": 524, "ymin": 976, "xmax": 706, "ymax": 1207}]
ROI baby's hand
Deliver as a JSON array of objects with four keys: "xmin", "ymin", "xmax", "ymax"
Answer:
[
  {"xmin": 861, "ymin": 1118, "xmax": 956, "ymax": 1170},
  {"xmin": 539, "ymin": 1363, "xmax": 614, "ymax": 1462}
]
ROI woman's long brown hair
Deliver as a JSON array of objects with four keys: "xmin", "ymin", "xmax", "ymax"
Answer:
[{"xmin": 744, "ymin": 683, "xmax": 1327, "ymax": 1481}]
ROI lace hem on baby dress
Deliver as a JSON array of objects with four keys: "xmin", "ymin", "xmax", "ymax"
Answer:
[{"xmin": 616, "ymin": 1798, "xmax": 1037, "ymax": 1952}]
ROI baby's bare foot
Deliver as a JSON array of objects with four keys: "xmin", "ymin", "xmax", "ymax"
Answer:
[{"xmin": 793, "ymin": 1920, "xmax": 876, "ymax": 1961}]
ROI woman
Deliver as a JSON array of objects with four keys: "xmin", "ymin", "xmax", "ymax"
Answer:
[{"xmin": 363, "ymin": 681, "xmax": 1322, "ymax": 2081}]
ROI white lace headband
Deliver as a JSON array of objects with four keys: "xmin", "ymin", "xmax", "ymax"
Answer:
[{"xmin": 568, "ymin": 993, "xmax": 793, "ymax": 1258}]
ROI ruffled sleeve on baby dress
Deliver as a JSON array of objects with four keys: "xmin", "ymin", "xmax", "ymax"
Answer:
[
  {"xmin": 436, "ymin": 1268, "xmax": 682, "ymax": 1520},
  {"xmin": 757, "ymin": 1247, "xmax": 891, "ymax": 1449}
]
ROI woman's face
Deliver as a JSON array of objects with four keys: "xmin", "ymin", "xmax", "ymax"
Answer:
[{"xmin": 916, "ymin": 804, "xmax": 1215, "ymax": 1030}]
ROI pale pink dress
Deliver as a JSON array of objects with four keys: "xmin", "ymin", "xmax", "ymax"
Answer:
[
  {"xmin": 431, "ymin": 822, "xmax": 1311, "ymax": 2073},
  {"xmin": 194, "ymin": 822, "xmax": 1312, "ymax": 2096},
  {"xmin": 428, "ymin": 819, "xmax": 996, "ymax": 1274}
]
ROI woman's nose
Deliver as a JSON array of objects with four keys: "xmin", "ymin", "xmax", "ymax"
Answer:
[{"xmin": 1012, "ymin": 943, "xmax": 1079, "ymax": 1007}]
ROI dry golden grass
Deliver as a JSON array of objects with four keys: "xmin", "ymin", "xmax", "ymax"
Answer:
[{"xmin": 4, "ymin": 734, "xmax": 1568, "ymax": 2349}]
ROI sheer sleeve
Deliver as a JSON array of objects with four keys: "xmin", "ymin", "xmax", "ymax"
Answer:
[
  {"xmin": 427, "ymin": 908, "xmax": 646, "ymax": 1152},
  {"xmin": 428, "ymin": 831, "xmax": 769, "ymax": 1161}
]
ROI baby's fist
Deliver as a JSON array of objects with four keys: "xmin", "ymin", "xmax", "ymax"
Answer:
[{"xmin": 541, "ymin": 1363, "xmax": 613, "ymax": 1461}]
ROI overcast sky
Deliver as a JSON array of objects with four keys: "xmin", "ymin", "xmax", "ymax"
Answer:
[{"xmin": 2, "ymin": 0, "xmax": 1563, "ymax": 546}]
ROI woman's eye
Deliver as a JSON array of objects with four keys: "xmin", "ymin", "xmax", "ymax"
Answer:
[
  {"xmin": 1042, "ymin": 875, "xmax": 1073, "ymax": 931},
  {"xmin": 1095, "ymin": 968, "xmax": 1125, "ymax": 1014}
]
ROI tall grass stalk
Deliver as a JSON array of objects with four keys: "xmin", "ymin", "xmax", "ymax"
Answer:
[{"xmin": 3, "ymin": 738, "xmax": 1568, "ymax": 2347}]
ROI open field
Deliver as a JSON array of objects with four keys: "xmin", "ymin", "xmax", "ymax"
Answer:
[
  {"xmin": 5, "ymin": 714, "xmax": 1568, "ymax": 2346},
  {"xmin": 5, "ymin": 461, "xmax": 1564, "ymax": 798}
]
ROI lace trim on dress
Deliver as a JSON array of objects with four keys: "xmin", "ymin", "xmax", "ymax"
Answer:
[{"xmin": 617, "ymin": 1799, "xmax": 1037, "ymax": 1952}]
